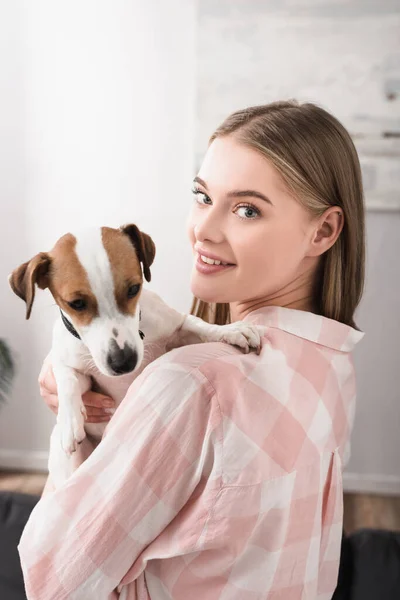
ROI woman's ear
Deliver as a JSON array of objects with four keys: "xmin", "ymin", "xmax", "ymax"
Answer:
[{"xmin": 307, "ymin": 206, "xmax": 344, "ymax": 257}]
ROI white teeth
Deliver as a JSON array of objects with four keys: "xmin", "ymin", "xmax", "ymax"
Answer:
[{"xmin": 200, "ymin": 254, "xmax": 228, "ymax": 266}]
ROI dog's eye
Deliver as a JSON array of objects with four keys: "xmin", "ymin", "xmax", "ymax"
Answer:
[
  {"xmin": 127, "ymin": 284, "xmax": 141, "ymax": 299},
  {"xmin": 68, "ymin": 299, "xmax": 87, "ymax": 311}
]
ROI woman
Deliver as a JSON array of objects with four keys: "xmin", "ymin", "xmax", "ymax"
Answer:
[{"xmin": 19, "ymin": 100, "xmax": 365, "ymax": 599}]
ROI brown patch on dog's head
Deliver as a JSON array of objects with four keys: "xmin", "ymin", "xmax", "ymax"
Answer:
[
  {"xmin": 119, "ymin": 224, "xmax": 155, "ymax": 283},
  {"xmin": 47, "ymin": 233, "xmax": 99, "ymax": 327},
  {"xmin": 9, "ymin": 233, "xmax": 100, "ymax": 326},
  {"xmin": 101, "ymin": 226, "xmax": 148, "ymax": 315},
  {"xmin": 10, "ymin": 226, "xmax": 156, "ymax": 325},
  {"xmin": 9, "ymin": 253, "xmax": 51, "ymax": 319}
]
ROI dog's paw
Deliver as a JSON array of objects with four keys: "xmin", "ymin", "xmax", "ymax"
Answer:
[
  {"xmin": 210, "ymin": 323, "xmax": 266, "ymax": 354},
  {"xmin": 59, "ymin": 410, "xmax": 86, "ymax": 456}
]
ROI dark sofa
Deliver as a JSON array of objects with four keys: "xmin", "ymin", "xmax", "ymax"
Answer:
[
  {"xmin": 1, "ymin": 491, "xmax": 400, "ymax": 600},
  {"xmin": 0, "ymin": 492, "xmax": 39, "ymax": 600},
  {"xmin": 332, "ymin": 527, "xmax": 400, "ymax": 600}
]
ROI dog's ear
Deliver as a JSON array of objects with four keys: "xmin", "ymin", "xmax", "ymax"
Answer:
[
  {"xmin": 9, "ymin": 253, "xmax": 51, "ymax": 319},
  {"xmin": 120, "ymin": 224, "xmax": 156, "ymax": 282}
]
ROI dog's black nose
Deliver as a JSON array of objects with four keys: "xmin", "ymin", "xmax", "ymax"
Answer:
[{"xmin": 107, "ymin": 341, "xmax": 137, "ymax": 375}]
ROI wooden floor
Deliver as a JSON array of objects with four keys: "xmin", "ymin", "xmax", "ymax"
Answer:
[
  {"xmin": 343, "ymin": 492, "xmax": 400, "ymax": 533},
  {"xmin": 0, "ymin": 470, "xmax": 47, "ymax": 496},
  {"xmin": 1, "ymin": 470, "xmax": 400, "ymax": 534}
]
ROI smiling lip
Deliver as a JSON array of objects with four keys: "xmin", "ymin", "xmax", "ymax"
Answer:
[
  {"xmin": 195, "ymin": 253, "xmax": 236, "ymax": 275},
  {"xmin": 194, "ymin": 248, "xmax": 235, "ymax": 265}
]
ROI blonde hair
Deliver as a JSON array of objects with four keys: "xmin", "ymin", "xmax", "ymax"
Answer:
[{"xmin": 191, "ymin": 100, "xmax": 365, "ymax": 329}]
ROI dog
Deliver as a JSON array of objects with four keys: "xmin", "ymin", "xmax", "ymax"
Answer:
[{"xmin": 9, "ymin": 224, "xmax": 264, "ymax": 487}]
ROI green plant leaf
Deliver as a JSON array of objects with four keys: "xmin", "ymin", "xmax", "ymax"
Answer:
[{"xmin": 0, "ymin": 339, "xmax": 15, "ymax": 404}]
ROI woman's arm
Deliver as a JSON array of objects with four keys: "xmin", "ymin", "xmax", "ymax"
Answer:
[{"xmin": 19, "ymin": 357, "xmax": 217, "ymax": 599}]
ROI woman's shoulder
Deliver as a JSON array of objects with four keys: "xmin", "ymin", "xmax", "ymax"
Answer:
[
  {"xmin": 157, "ymin": 323, "xmax": 358, "ymax": 458},
  {"xmin": 144, "ymin": 308, "xmax": 361, "ymax": 403},
  {"xmin": 147, "ymin": 340, "xmax": 241, "ymax": 387},
  {"xmin": 136, "ymin": 340, "xmax": 256, "ymax": 401}
]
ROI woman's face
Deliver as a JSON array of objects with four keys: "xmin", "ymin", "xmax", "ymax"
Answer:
[{"xmin": 187, "ymin": 136, "xmax": 320, "ymax": 315}]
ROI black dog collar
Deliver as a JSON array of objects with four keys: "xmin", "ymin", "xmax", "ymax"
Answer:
[
  {"xmin": 60, "ymin": 309, "xmax": 81, "ymax": 340},
  {"xmin": 60, "ymin": 309, "xmax": 145, "ymax": 340},
  {"xmin": 139, "ymin": 310, "xmax": 145, "ymax": 339}
]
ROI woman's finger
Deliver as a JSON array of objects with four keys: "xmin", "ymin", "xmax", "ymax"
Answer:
[
  {"xmin": 38, "ymin": 362, "xmax": 58, "ymax": 395},
  {"xmin": 82, "ymin": 390, "xmax": 114, "ymax": 409},
  {"xmin": 42, "ymin": 395, "xmax": 113, "ymax": 421},
  {"xmin": 43, "ymin": 394, "xmax": 59, "ymax": 415},
  {"xmin": 85, "ymin": 406, "xmax": 114, "ymax": 418},
  {"xmin": 85, "ymin": 414, "xmax": 113, "ymax": 424}
]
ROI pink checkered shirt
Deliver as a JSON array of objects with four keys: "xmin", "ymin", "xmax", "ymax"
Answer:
[{"xmin": 19, "ymin": 306, "xmax": 364, "ymax": 599}]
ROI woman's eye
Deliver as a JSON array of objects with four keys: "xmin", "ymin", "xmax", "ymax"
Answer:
[
  {"xmin": 192, "ymin": 187, "xmax": 212, "ymax": 205},
  {"xmin": 127, "ymin": 284, "xmax": 141, "ymax": 299},
  {"xmin": 68, "ymin": 299, "xmax": 87, "ymax": 312},
  {"xmin": 235, "ymin": 205, "xmax": 260, "ymax": 220}
]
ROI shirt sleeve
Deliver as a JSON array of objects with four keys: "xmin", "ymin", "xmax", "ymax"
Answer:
[{"xmin": 18, "ymin": 358, "xmax": 218, "ymax": 599}]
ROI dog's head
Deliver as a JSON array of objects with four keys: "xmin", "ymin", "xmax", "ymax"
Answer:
[{"xmin": 9, "ymin": 224, "xmax": 155, "ymax": 377}]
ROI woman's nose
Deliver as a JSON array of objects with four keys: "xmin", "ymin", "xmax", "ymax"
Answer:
[{"xmin": 193, "ymin": 206, "xmax": 225, "ymax": 244}]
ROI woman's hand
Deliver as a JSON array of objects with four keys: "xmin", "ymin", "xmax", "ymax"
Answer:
[{"xmin": 38, "ymin": 360, "xmax": 115, "ymax": 423}]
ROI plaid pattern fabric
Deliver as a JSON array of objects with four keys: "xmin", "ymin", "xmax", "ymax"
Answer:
[{"xmin": 18, "ymin": 306, "xmax": 364, "ymax": 599}]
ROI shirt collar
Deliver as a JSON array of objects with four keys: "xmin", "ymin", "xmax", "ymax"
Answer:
[{"xmin": 242, "ymin": 306, "xmax": 364, "ymax": 352}]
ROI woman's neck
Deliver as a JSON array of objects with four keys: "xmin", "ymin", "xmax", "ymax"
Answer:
[{"xmin": 230, "ymin": 274, "xmax": 315, "ymax": 322}]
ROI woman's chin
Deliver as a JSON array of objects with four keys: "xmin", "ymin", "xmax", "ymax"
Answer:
[{"xmin": 190, "ymin": 275, "xmax": 228, "ymax": 304}]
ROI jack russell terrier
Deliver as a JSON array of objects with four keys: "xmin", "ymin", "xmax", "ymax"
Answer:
[{"xmin": 9, "ymin": 224, "xmax": 264, "ymax": 487}]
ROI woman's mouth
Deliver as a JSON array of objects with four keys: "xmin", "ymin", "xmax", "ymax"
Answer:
[{"xmin": 195, "ymin": 253, "xmax": 236, "ymax": 275}]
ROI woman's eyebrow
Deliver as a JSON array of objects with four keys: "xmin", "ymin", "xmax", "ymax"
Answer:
[
  {"xmin": 193, "ymin": 177, "xmax": 273, "ymax": 206},
  {"xmin": 193, "ymin": 176, "xmax": 208, "ymax": 189},
  {"xmin": 227, "ymin": 189, "xmax": 273, "ymax": 205}
]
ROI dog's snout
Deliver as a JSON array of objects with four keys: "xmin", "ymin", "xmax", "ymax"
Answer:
[{"xmin": 107, "ymin": 340, "xmax": 137, "ymax": 375}]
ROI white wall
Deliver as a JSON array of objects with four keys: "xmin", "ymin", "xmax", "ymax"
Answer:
[
  {"xmin": 0, "ymin": 0, "xmax": 197, "ymax": 468},
  {"xmin": 346, "ymin": 212, "xmax": 400, "ymax": 495},
  {"xmin": 196, "ymin": 0, "xmax": 400, "ymax": 208}
]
